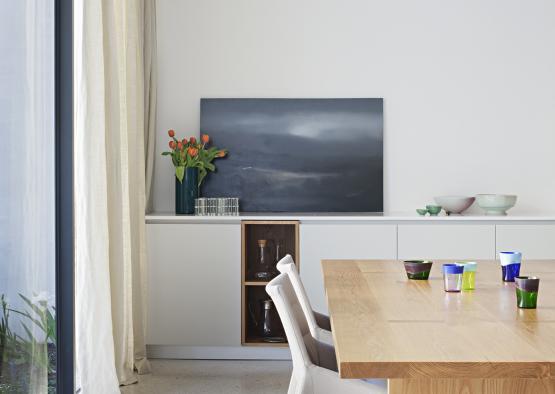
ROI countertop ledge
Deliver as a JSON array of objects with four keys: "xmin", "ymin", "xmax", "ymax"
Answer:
[{"xmin": 146, "ymin": 212, "xmax": 555, "ymax": 224}]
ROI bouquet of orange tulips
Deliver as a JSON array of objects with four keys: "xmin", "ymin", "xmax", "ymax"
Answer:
[{"xmin": 162, "ymin": 129, "xmax": 227, "ymax": 185}]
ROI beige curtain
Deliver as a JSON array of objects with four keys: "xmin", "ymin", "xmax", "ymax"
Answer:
[
  {"xmin": 144, "ymin": 0, "xmax": 157, "ymax": 213},
  {"xmin": 74, "ymin": 0, "xmax": 155, "ymax": 392}
]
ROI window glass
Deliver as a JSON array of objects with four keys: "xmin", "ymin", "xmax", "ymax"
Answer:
[{"xmin": 0, "ymin": 1, "xmax": 57, "ymax": 392}]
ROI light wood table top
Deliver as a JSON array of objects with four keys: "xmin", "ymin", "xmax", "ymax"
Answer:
[{"xmin": 322, "ymin": 259, "xmax": 555, "ymax": 383}]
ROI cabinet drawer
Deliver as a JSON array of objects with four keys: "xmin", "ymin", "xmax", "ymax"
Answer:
[
  {"xmin": 496, "ymin": 225, "xmax": 555, "ymax": 259},
  {"xmin": 398, "ymin": 224, "xmax": 495, "ymax": 260},
  {"xmin": 146, "ymin": 223, "xmax": 241, "ymax": 346},
  {"xmin": 300, "ymin": 223, "xmax": 397, "ymax": 313}
]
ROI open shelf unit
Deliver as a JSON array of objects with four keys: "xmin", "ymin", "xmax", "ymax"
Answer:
[{"xmin": 241, "ymin": 220, "xmax": 299, "ymax": 346}]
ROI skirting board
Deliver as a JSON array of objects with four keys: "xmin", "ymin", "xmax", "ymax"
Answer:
[{"xmin": 147, "ymin": 345, "xmax": 291, "ymax": 360}]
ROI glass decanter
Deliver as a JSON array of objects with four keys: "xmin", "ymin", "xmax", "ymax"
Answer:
[
  {"xmin": 254, "ymin": 239, "xmax": 272, "ymax": 280},
  {"xmin": 275, "ymin": 239, "xmax": 284, "ymax": 264}
]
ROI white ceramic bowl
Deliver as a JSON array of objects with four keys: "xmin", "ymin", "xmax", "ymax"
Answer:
[
  {"xmin": 476, "ymin": 194, "xmax": 517, "ymax": 216},
  {"xmin": 433, "ymin": 196, "xmax": 475, "ymax": 215}
]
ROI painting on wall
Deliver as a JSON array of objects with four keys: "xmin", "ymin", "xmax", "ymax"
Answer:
[{"xmin": 200, "ymin": 98, "xmax": 383, "ymax": 212}]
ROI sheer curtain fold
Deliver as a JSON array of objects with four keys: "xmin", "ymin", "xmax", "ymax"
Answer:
[
  {"xmin": 75, "ymin": 0, "xmax": 156, "ymax": 392},
  {"xmin": 143, "ymin": 0, "xmax": 157, "ymax": 214}
]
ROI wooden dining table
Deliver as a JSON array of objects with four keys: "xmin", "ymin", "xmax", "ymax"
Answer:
[{"xmin": 322, "ymin": 259, "xmax": 555, "ymax": 394}]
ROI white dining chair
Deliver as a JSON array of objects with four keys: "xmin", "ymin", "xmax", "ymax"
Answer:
[
  {"xmin": 266, "ymin": 273, "xmax": 387, "ymax": 394},
  {"xmin": 276, "ymin": 255, "xmax": 333, "ymax": 346}
]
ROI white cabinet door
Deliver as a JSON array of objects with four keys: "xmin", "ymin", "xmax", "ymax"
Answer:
[
  {"xmin": 398, "ymin": 224, "xmax": 495, "ymax": 260},
  {"xmin": 299, "ymin": 223, "xmax": 397, "ymax": 313},
  {"xmin": 496, "ymin": 225, "xmax": 555, "ymax": 259},
  {"xmin": 146, "ymin": 223, "xmax": 241, "ymax": 346}
]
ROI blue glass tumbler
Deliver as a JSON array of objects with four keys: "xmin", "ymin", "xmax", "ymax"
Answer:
[
  {"xmin": 499, "ymin": 251, "xmax": 521, "ymax": 282},
  {"xmin": 443, "ymin": 264, "xmax": 464, "ymax": 292}
]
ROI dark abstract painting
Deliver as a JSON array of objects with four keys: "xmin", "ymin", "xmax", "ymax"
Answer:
[{"xmin": 200, "ymin": 98, "xmax": 383, "ymax": 212}]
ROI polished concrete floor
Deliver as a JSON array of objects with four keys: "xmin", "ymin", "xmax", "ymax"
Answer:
[{"xmin": 120, "ymin": 359, "xmax": 292, "ymax": 394}]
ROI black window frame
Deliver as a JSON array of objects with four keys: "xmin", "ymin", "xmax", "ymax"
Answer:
[{"xmin": 55, "ymin": 0, "xmax": 74, "ymax": 393}]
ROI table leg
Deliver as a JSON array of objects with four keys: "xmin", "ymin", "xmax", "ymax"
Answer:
[{"xmin": 388, "ymin": 378, "xmax": 555, "ymax": 394}]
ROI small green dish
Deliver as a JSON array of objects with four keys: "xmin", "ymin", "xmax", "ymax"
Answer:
[
  {"xmin": 403, "ymin": 260, "xmax": 433, "ymax": 280},
  {"xmin": 416, "ymin": 208, "xmax": 428, "ymax": 216},
  {"xmin": 426, "ymin": 205, "xmax": 442, "ymax": 216}
]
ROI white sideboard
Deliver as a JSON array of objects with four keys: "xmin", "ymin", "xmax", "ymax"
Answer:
[
  {"xmin": 146, "ymin": 223, "xmax": 290, "ymax": 359},
  {"xmin": 145, "ymin": 213, "xmax": 555, "ymax": 359}
]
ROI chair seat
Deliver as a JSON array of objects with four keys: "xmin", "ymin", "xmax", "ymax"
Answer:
[
  {"xmin": 317, "ymin": 327, "xmax": 334, "ymax": 346},
  {"xmin": 314, "ymin": 311, "xmax": 331, "ymax": 331},
  {"xmin": 312, "ymin": 335, "xmax": 337, "ymax": 372},
  {"xmin": 307, "ymin": 365, "xmax": 388, "ymax": 394}
]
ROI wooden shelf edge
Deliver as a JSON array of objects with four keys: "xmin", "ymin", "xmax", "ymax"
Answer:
[
  {"xmin": 242, "ymin": 341, "xmax": 289, "ymax": 348},
  {"xmin": 243, "ymin": 281, "xmax": 270, "ymax": 286},
  {"xmin": 240, "ymin": 220, "xmax": 300, "ymax": 225}
]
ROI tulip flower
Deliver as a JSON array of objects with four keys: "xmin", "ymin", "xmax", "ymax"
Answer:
[
  {"xmin": 162, "ymin": 128, "xmax": 227, "ymax": 187},
  {"xmin": 188, "ymin": 147, "xmax": 198, "ymax": 157}
]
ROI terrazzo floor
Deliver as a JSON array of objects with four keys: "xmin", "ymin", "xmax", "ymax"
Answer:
[{"xmin": 120, "ymin": 359, "xmax": 292, "ymax": 394}]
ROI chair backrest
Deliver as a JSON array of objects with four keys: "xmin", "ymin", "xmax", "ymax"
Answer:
[
  {"xmin": 276, "ymin": 255, "xmax": 319, "ymax": 338},
  {"xmin": 266, "ymin": 273, "xmax": 318, "ymax": 371}
]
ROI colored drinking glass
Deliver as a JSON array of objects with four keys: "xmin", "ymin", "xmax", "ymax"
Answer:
[
  {"xmin": 499, "ymin": 251, "xmax": 522, "ymax": 282},
  {"xmin": 443, "ymin": 264, "xmax": 464, "ymax": 292},
  {"xmin": 515, "ymin": 276, "xmax": 540, "ymax": 309},
  {"xmin": 458, "ymin": 262, "xmax": 477, "ymax": 290},
  {"xmin": 403, "ymin": 260, "xmax": 433, "ymax": 280}
]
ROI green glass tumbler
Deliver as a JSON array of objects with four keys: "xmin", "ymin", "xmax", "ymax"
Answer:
[
  {"xmin": 403, "ymin": 260, "xmax": 433, "ymax": 280},
  {"xmin": 515, "ymin": 276, "xmax": 540, "ymax": 309}
]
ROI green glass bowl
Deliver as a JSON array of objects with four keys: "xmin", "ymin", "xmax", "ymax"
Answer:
[
  {"xmin": 426, "ymin": 205, "xmax": 442, "ymax": 216},
  {"xmin": 416, "ymin": 208, "xmax": 428, "ymax": 216}
]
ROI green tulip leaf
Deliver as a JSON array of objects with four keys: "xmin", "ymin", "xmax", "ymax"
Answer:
[
  {"xmin": 175, "ymin": 166, "xmax": 185, "ymax": 183},
  {"xmin": 199, "ymin": 167, "xmax": 208, "ymax": 186}
]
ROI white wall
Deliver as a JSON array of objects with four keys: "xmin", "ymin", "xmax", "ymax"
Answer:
[{"xmin": 154, "ymin": 0, "xmax": 555, "ymax": 214}]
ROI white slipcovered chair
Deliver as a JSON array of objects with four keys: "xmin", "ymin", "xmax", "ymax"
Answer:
[
  {"xmin": 276, "ymin": 255, "xmax": 333, "ymax": 346},
  {"xmin": 266, "ymin": 273, "xmax": 387, "ymax": 394}
]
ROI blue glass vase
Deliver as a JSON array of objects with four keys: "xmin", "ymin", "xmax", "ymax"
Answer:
[{"xmin": 175, "ymin": 167, "xmax": 198, "ymax": 214}]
